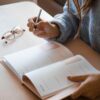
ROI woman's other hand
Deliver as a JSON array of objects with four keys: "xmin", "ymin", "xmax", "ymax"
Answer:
[{"xmin": 68, "ymin": 74, "xmax": 100, "ymax": 99}]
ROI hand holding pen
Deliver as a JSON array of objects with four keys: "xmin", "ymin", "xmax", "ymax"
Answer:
[
  {"xmin": 27, "ymin": 9, "xmax": 60, "ymax": 39},
  {"xmin": 27, "ymin": 9, "xmax": 42, "ymax": 31}
]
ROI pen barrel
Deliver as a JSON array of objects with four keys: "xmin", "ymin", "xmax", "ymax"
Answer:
[{"xmin": 35, "ymin": 9, "xmax": 42, "ymax": 23}]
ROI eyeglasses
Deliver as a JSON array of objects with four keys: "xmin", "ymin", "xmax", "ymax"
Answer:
[{"xmin": 1, "ymin": 26, "xmax": 25, "ymax": 44}]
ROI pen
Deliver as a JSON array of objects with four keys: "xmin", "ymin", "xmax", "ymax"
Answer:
[{"xmin": 34, "ymin": 9, "xmax": 42, "ymax": 29}]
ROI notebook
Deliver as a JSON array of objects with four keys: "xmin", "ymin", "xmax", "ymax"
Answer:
[{"xmin": 1, "ymin": 41, "xmax": 99, "ymax": 100}]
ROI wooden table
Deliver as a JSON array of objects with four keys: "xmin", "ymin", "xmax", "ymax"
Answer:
[
  {"xmin": 66, "ymin": 38, "xmax": 100, "ymax": 71},
  {"xmin": 0, "ymin": 1, "xmax": 100, "ymax": 100}
]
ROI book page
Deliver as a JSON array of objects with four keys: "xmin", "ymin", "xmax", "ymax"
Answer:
[
  {"xmin": 3, "ymin": 41, "xmax": 73, "ymax": 80},
  {"xmin": 24, "ymin": 55, "xmax": 99, "ymax": 98}
]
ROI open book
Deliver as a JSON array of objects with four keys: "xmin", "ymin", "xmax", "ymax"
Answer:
[{"xmin": 1, "ymin": 41, "xmax": 99, "ymax": 100}]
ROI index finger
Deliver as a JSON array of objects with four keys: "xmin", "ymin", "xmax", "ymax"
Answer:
[{"xmin": 33, "ymin": 17, "xmax": 42, "ymax": 23}]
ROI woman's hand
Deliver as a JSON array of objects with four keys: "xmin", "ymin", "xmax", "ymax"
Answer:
[
  {"xmin": 68, "ymin": 74, "xmax": 100, "ymax": 99},
  {"xmin": 27, "ymin": 17, "xmax": 60, "ymax": 39}
]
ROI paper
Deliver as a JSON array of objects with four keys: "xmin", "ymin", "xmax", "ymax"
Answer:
[
  {"xmin": 25, "ymin": 55, "xmax": 99, "ymax": 97},
  {"xmin": 3, "ymin": 42, "xmax": 73, "ymax": 79}
]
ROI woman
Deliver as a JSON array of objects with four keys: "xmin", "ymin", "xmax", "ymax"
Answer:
[{"xmin": 27, "ymin": 0, "xmax": 100, "ymax": 99}]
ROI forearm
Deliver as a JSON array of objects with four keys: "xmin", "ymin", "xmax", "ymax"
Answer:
[{"xmin": 51, "ymin": 4, "xmax": 79, "ymax": 43}]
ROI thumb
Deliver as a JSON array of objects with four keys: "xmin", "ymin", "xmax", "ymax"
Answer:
[
  {"xmin": 71, "ymin": 85, "xmax": 83, "ymax": 99},
  {"xmin": 68, "ymin": 75, "xmax": 88, "ymax": 82},
  {"xmin": 71, "ymin": 82, "xmax": 86, "ymax": 99}
]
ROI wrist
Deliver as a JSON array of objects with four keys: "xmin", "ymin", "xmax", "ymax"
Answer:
[{"xmin": 51, "ymin": 23, "xmax": 61, "ymax": 38}]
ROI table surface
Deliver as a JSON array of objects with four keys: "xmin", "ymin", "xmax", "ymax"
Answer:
[
  {"xmin": 0, "ymin": 1, "xmax": 52, "ymax": 58},
  {"xmin": 0, "ymin": 1, "xmax": 100, "ymax": 100}
]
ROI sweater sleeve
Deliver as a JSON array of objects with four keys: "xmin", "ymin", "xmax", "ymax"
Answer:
[
  {"xmin": 89, "ymin": 0, "xmax": 100, "ymax": 52},
  {"xmin": 51, "ymin": 2, "xmax": 79, "ymax": 43}
]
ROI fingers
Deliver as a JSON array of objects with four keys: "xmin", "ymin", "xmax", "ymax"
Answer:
[
  {"xmin": 27, "ymin": 17, "xmax": 43, "ymax": 32},
  {"xmin": 68, "ymin": 74, "xmax": 100, "ymax": 99},
  {"xmin": 33, "ymin": 17, "xmax": 42, "ymax": 22},
  {"xmin": 33, "ymin": 29, "xmax": 49, "ymax": 39},
  {"xmin": 27, "ymin": 18, "xmax": 49, "ymax": 38},
  {"xmin": 71, "ymin": 88, "xmax": 82, "ymax": 99},
  {"xmin": 27, "ymin": 17, "xmax": 42, "ymax": 27},
  {"xmin": 68, "ymin": 75, "xmax": 88, "ymax": 82},
  {"xmin": 36, "ymin": 21, "xmax": 48, "ymax": 30},
  {"xmin": 34, "ymin": 29, "xmax": 45, "ymax": 37},
  {"xmin": 33, "ymin": 21, "xmax": 51, "ymax": 38},
  {"xmin": 27, "ymin": 18, "xmax": 34, "ymax": 27},
  {"xmin": 71, "ymin": 82, "xmax": 86, "ymax": 99},
  {"xmin": 27, "ymin": 18, "xmax": 59, "ymax": 39},
  {"xmin": 67, "ymin": 75, "xmax": 88, "ymax": 99},
  {"xmin": 27, "ymin": 18, "xmax": 35, "ymax": 32}
]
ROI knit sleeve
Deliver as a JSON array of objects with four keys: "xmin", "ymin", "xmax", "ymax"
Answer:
[{"xmin": 50, "ymin": 2, "xmax": 79, "ymax": 43}]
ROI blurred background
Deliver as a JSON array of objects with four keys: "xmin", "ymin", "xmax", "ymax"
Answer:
[{"xmin": 0, "ymin": 0, "xmax": 66, "ymax": 16}]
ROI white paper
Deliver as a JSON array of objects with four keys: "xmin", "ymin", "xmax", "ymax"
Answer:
[
  {"xmin": 25, "ymin": 55, "xmax": 99, "ymax": 97},
  {"xmin": 3, "ymin": 41, "xmax": 73, "ymax": 79}
]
